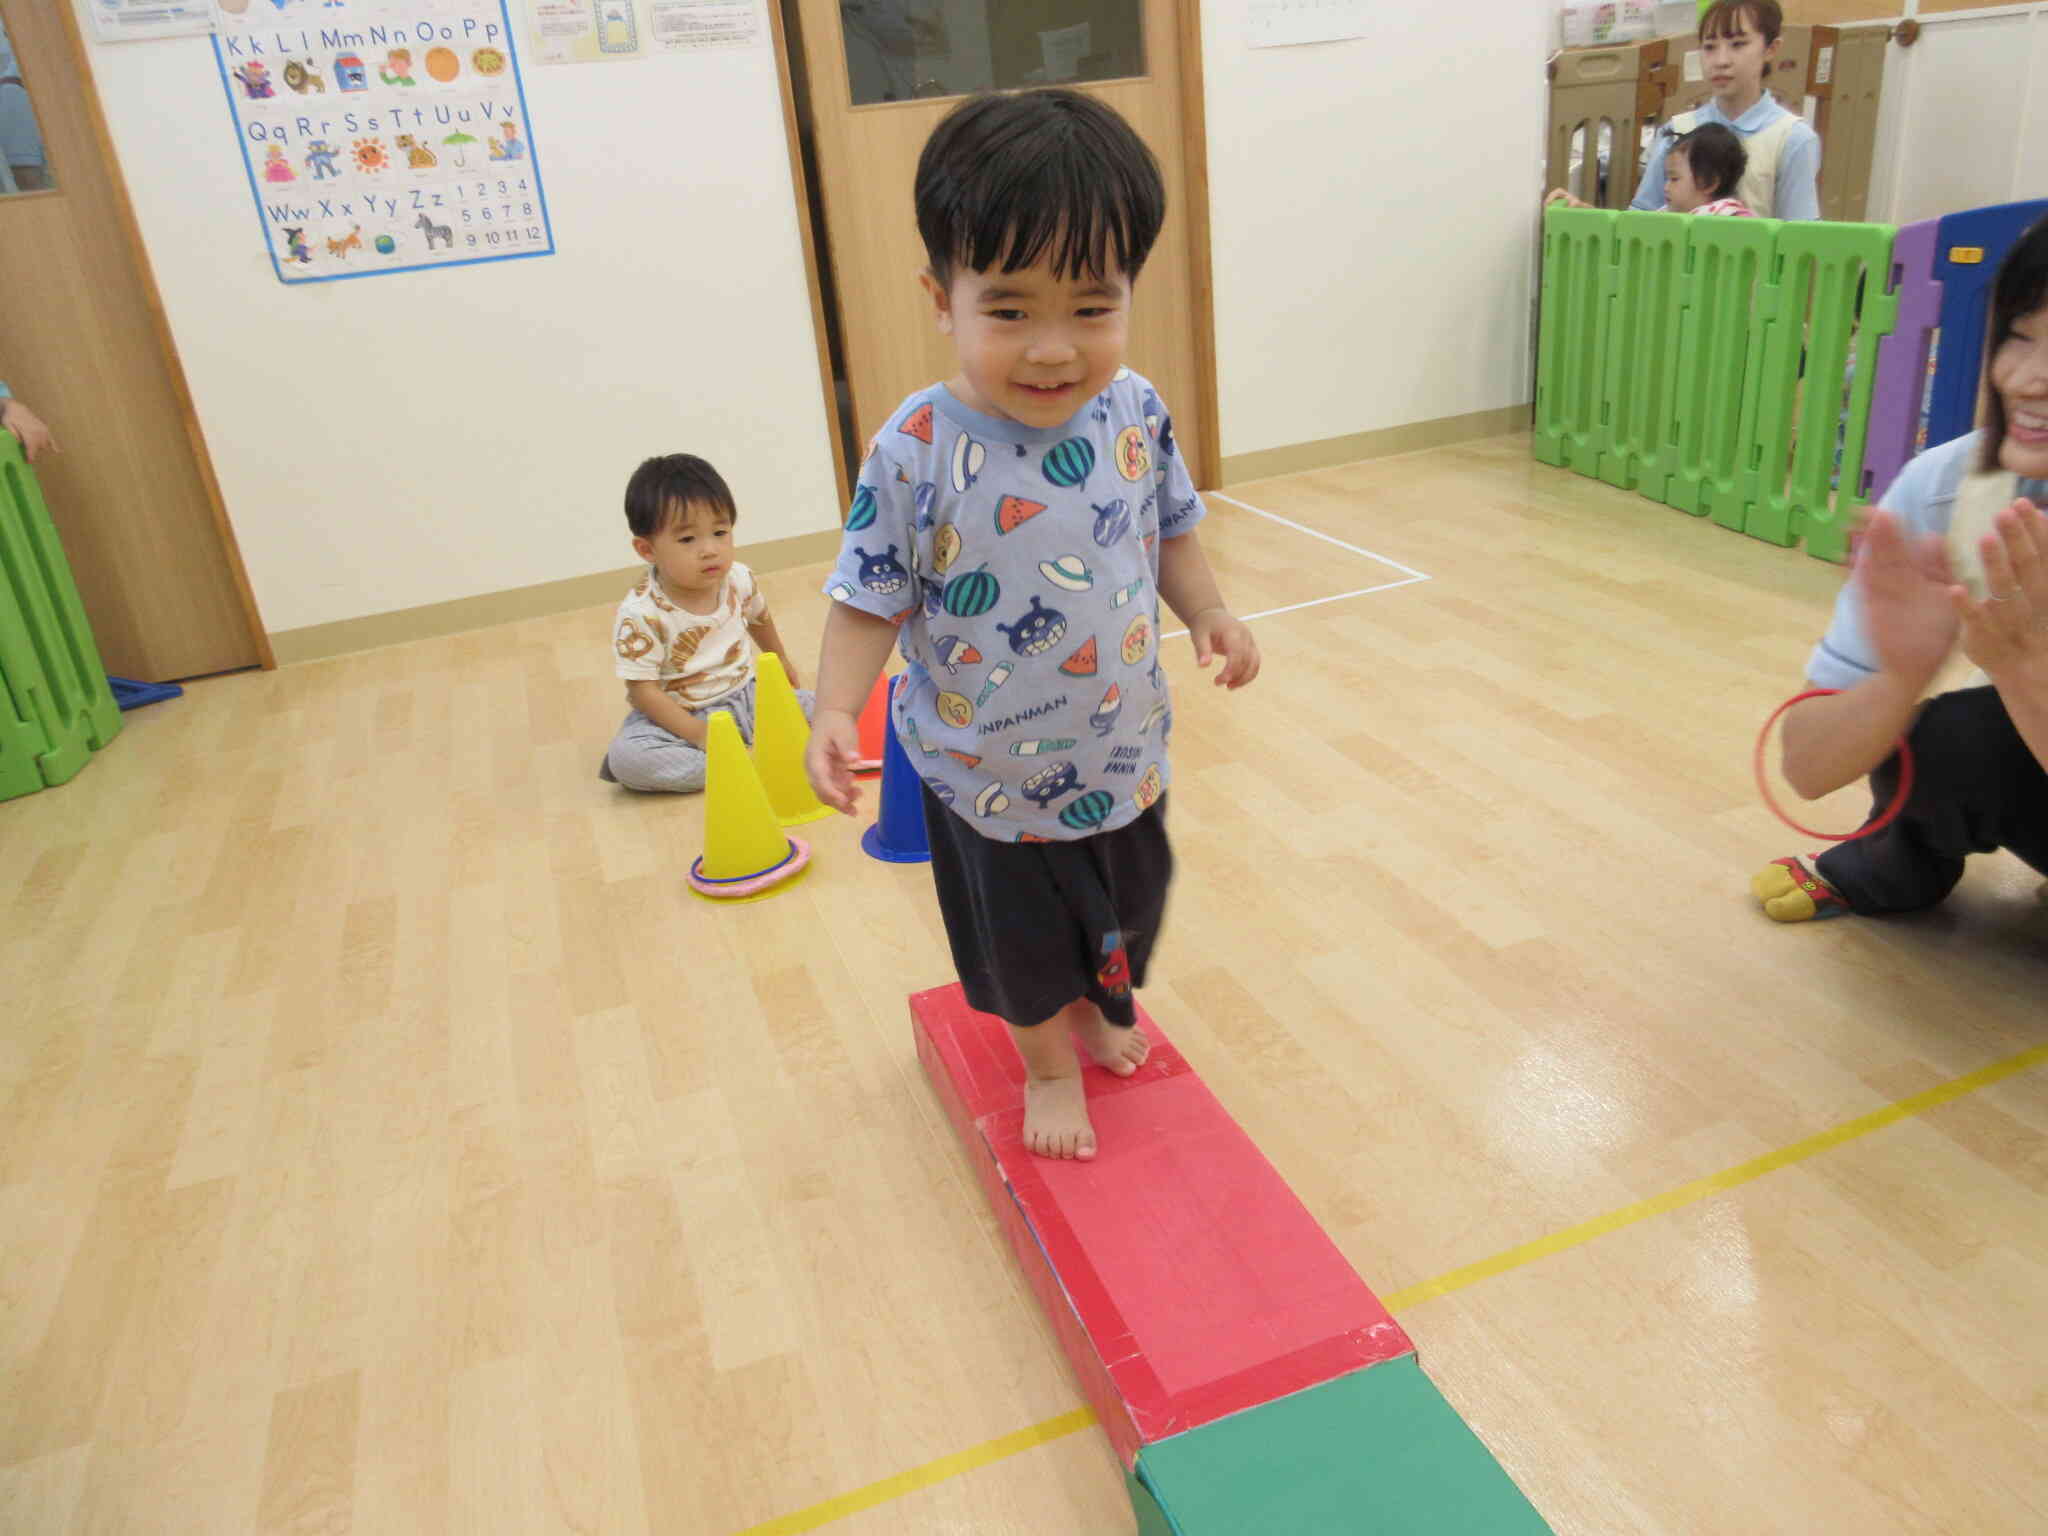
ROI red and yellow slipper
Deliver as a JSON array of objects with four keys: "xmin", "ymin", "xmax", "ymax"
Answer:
[{"xmin": 1752, "ymin": 856, "xmax": 1852, "ymax": 923}]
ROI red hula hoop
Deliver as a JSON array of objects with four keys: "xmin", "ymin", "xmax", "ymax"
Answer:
[{"xmin": 1753, "ymin": 688, "xmax": 1915, "ymax": 842}]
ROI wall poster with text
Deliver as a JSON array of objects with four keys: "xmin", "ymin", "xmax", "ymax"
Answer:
[{"xmin": 213, "ymin": 1, "xmax": 555, "ymax": 284}]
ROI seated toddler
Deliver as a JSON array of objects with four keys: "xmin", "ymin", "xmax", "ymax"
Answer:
[{"xmin": 599, "ymin": 453, "xmax": 811, "ymax": 792}]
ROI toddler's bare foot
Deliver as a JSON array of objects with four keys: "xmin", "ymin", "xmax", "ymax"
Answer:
[
  {"xmin": 1022, "ymin": 1070, "xmax": 1095, "ymax": 1160},
  {"xmin": 1072, "ymin": 1008, "xmax": 1150, "ymax": 1078}
]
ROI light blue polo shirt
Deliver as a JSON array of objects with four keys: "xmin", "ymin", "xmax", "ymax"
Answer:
[
  {"xmin": 1808, "ymin": 432, "xmax": 2048, "ymax": 690},
  {"xmin": 1631, "ymin": 95, "xmax": 1821, "ymax": 221}
]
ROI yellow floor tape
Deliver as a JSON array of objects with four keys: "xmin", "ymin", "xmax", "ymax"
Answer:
[{"xmin": 736, "ymin": 1038, "xmax": 2048, "ymax": 1536}]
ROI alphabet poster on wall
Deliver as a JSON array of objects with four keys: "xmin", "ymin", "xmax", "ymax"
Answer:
[{"xmin": 213, "ymin": 1, "xmax": 555, "ymax": 284}]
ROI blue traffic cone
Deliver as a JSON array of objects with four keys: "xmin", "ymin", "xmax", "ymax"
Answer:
[{"xmin": 861, "ymin": 674, "xmax": 931, "ymax": 865}]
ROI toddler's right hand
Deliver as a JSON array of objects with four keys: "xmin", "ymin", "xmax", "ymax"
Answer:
[{"xmin": 806, "ymin": 708, "xmax": 864, "ymax": 815}]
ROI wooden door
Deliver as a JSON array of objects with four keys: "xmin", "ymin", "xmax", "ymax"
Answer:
[
  {"xmin": 788, "ymin": 0, "xmax": 1219, "ymax": 489},
  {"xmin": 0, "ymin": 2, "xmax": 268, "ymax": 681}
]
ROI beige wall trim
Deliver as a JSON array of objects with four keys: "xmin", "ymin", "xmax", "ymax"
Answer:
[
  {"xmin": 1221, "ymin": 404, "xmax": 1533, "ymax": 486},
  {"xmin": 268, "ymin": 528, "xmax": 844, "ymax": 666}
]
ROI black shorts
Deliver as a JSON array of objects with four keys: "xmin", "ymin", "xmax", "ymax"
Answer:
[{"xmin": 921, "ymin": 784, "xmax": 1173, "ymax": 1029}]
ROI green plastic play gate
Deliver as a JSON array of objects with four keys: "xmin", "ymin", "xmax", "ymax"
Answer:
[
  {"xmin": 1534, "ymin": 206, "xmax": 1901, "ymax": 564},
  {"xmin": 0, "ymin": 434, "xmax": 121, "ymax": 802}
]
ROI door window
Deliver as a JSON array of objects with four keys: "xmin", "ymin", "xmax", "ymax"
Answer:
[
  {"xmin": 0, "ymin": 13, "xmax": 54, "ymax": 194},
  {"xmin": 840, "ymin": 1, "xmax": 1144, "ymax": 106}
]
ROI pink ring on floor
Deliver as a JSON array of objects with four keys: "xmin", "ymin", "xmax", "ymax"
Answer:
[{"xmin": 688, "ymin": 836, "xmax": 810, "ymax": 900}]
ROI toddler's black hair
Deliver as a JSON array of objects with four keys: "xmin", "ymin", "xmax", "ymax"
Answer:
[
  {"xmin": 1981, "ymin": 216, "xmax": 2048, "ymax": 472},
  {"xmin": 623, "ymin": 454, "xmax": 736, "ymax": 540},
  {"xmin": 1671, "ymin": 122, "xmax": 1747, "ymax": 203},
  {"xmin": 914, "ymin": 89, "xmax": 1166, "ymax": 289}
]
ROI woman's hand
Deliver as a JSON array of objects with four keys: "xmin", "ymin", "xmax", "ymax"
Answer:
[
  {"xmin": 1856, "ymin": 508, "xmax": 1959, "ymax": 687},
  {"xmin": 1954, "ymin": 497, "xmax": 2048, "ymax": 686}
]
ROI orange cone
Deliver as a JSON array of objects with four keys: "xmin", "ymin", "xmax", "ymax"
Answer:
[{"xmin": 853, "ymin": 671, "xmax": 891, "ymax": 776}]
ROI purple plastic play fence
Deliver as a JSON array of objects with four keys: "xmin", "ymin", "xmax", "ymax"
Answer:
[{"xmin": 1864, "ymin": 219, "xmax": 1941, "ymax": 503}]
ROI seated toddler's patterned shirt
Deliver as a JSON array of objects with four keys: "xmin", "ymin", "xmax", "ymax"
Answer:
[{"xmin": 612, "ymin": 562, "xmax": 765, "ymax": 708}]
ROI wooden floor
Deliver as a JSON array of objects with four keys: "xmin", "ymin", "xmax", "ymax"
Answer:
[{"xmin": 5, "ymin": 433, "xmax": 2046, "ymax": 1534}]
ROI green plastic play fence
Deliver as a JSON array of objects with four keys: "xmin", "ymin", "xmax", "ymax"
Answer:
[
  {"xmin": 0, "ymin": 434, "xmax": 121, "ymax": 802},
  {"xmin": 1535, "ymin": 206, "xmax": 1901, "ymax": 564}
]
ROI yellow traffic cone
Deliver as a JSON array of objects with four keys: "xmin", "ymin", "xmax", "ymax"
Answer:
[
  {"xmin": 689, "ymin": 710, "xmax": 809, "ymax": 901},
  {"xmin": 752, "ymin": 653, "xmax": 833, "ymax": 827}
]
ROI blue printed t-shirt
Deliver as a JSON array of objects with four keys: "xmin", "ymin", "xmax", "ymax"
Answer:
[
  {"xmin": 1808, "ymin": 431, "xmax": 2048, "ymax": 689},
  {"xmin": 824, "ymin": 369, "xmax": 1203, "ymax": 842}
]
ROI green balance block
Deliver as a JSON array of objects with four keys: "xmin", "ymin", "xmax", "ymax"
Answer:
[{"xmin": 1127, "ymin": 1357, "xmax": 1551, "ymax": 1535}]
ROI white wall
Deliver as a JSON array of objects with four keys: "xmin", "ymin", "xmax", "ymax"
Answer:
[
  {"xmin": 82, "ymin": 1, "xmax": 1561, "ymax": 635},
  {"xmin": 79, "ymin": 1, "xmax": 840, "ymax": 636},
  {"xmin": 1866, "ymin": 4, "xmax": 2048, "ymax": 227},
  {"xmin": 1200, "ymin": 0, "xmax": 1552, "ymax": 458}
]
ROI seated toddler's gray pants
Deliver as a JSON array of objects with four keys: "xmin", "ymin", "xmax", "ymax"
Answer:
[{"xmin": 600, "ymin": 680, "xmax": 816, "ymax": 794}]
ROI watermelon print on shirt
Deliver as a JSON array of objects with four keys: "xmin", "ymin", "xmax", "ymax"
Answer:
[{"xmin": 824, "ymin": 368, "xmax": 1205, "ymax": 843}]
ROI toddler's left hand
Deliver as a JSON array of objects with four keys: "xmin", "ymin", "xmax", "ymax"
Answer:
[{"xmin": 1190, "ymin": 609, "xmax": 1260, "ymax": 689}]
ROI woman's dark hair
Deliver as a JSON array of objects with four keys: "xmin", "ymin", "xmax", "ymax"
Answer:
[
  {"xmin": 1980, "ymin": 216, "xmax": 2048, "ymax": 471},
  {"xmin": 914, "ymin": 89, "xmax": 1166, "ymax": 289},
  {"xmin": 1699, "ymin": 0, "xmax": 1782, "ymax": 46},
  {"xmin": 623, "ymin": 454, "xmax": 736, "ymax": 539},
  {"xmin": 1672, "ymin": 123, "xmax": 1747, "ymax": 203}
]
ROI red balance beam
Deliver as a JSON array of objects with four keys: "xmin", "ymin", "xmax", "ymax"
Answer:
[{"xmin": 911, "ymin": 985, "xmax": 1413, "ymax": 1469}]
